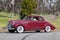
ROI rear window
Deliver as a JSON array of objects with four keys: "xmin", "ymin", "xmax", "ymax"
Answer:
[{"xmin": 39, "ymin": 17, "xmax": 44, "ymax": 21}]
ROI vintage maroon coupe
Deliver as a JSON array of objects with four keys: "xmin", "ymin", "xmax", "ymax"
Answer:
[{"xmin": 7, "ymin": 15, "xmax": 56, "ymax": 33}]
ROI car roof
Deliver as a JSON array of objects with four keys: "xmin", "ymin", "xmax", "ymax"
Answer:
[{"xmin": 29, "ymin": 15, "xmax": 43, "ymax": 18}]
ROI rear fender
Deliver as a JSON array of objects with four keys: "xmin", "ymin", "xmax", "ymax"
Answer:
[{"xmin": 44, "ymin": 24, "xmax": 56, "ymax": 30}]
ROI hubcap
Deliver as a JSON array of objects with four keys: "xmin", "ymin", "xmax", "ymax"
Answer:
[
  {"xmin": 17, "ymin": 26, "xmax": 24, "ymax": 33},
  {"xmin": 45, "ymin": 26, "xmax": 51, "ymax": 32}
]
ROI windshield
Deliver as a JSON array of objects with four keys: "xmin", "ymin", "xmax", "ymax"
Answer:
[{"xmin": 23, "ymin": 16, "xmax": 31, "ymax": 20}]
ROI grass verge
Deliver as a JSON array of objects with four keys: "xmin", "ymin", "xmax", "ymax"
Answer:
[{"xmin": 0, "ymin": 12, "xmax": 19, "ymax": 27}]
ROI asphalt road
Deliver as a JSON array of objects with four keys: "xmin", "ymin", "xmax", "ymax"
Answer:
[{"xmin": 0, "ymin": 31, "xmax": 60, "ymax": 40}]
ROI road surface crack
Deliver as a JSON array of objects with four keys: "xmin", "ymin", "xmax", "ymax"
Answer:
[{"xmin": 21, "ymin": 34, "xmax": 32, "ymax": 40}]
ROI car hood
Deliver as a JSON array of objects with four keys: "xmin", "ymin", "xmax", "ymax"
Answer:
[{"xmin": 10, "ymin": 20, "xmax": 30, "ymax": 24}]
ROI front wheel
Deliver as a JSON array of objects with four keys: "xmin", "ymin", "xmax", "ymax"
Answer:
[
  {"xmin": 45, "ymin": 26, "xmax": 51, "ymax": 32},
  {"xmin": 16, "ymin": 26, "xmax": 24, "ymax": 33}
]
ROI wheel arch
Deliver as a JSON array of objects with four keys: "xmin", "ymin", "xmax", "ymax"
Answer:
[
  {"xmin": 44, "ymin": 24, "xmax": 51, "ymax": 29},
  {"xmin": 16, "ymin": 25, "xmax": 25, "ymax": 31}
]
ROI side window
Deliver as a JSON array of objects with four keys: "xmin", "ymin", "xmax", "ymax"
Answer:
[
  {"xmin": 23, "ymin": 16, "xmax": 30, "ymax": 20},
  {"xmin": 33, "ymin": 17, "xmax": 39, "ymax": 21},
  {"xmin": 39, "ymin": 17, "xmax": 44, "ymax": 21}
]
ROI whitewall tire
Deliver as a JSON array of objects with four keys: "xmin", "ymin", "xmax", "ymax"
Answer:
[
  {"xmin": 17, "ymin": 26, "xmax": 24, "ymax": 33},
  {"xmin": 45, "ymin": 26, "xmax": 51, "ymax": 32}
]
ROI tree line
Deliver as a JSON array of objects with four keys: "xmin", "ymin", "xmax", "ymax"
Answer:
[{"xmin": 0, "ymin": 0, "xmax": 60, "ymax": 19}]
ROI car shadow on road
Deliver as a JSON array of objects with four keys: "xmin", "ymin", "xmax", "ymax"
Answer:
[
  {"xmin": 0, "ymin": 30, "xmax": 59, "ymax": 34},
  {"xmin": 0, "ymin": 31, "xmax": 55, "ymax": 34}
]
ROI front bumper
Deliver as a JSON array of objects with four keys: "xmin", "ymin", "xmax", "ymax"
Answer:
[{"xmin": 7, "ymin": 24, "xmax": 15, "ymax": 30}]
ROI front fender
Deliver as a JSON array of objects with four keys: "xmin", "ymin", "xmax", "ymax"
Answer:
[{"xmin": 14, "ymin": 23, "xmax": 30, "ymax": 31}]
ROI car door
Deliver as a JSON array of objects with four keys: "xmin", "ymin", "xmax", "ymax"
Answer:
[
  {"xmin": 28, "ymin": 17, "xmax": 39, "ymax": 30},
  {"xmin": 29, "ymin": 20, "xmax": 39, "ymax": 30},
  {"xmin": 37, "ymin": 17, "xmax": 45, "ymax": 30}
]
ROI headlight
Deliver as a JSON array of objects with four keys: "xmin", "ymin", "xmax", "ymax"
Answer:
[
  {"xmin": 12, "ymin": 21, "xmax": 15, "ymax": 25},
  {"xmin": 9, "ymin": 21, "xmax": 15, "ymax": 25}
]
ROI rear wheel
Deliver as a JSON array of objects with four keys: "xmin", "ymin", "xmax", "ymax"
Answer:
[
  {"xmin": 8, "ymin": 30, "xmax": 15, "ymax": 33},
  {"xmin": 16, "ymin": 26, "xmax": 24, "ymax": 33},
  {"xmin": 45, "ymin": 26, "xmax": 51, "ymax": 32}
]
